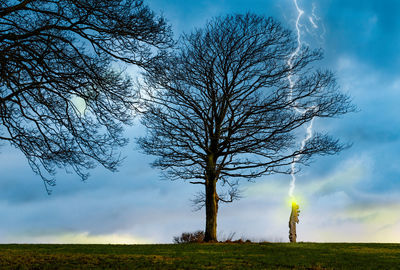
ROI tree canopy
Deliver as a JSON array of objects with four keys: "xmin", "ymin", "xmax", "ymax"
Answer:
[
  {"xmin": 138, "ymin": 13, "xmax": 354, "ymax": 241},
  {"xmin": 0, "ymin": 0, "xmax": 172, "ymax": 191}
]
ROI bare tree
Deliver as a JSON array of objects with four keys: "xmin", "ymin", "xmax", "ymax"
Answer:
[
  {"xmin": 0, "ymin": 0, "xmax": 172, "ymax": 192},
  {"xmin": 138, "ymin": 13, "xmax": 354, "ymax": 242}
]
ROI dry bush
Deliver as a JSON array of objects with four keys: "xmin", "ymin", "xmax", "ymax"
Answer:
[{"xmin": 173, "ymin": 231, "xmax": 205, "ymax": 243}]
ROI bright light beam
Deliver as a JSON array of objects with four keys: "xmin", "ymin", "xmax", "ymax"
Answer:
[{"xmin": 287, "ymin": 0, "xmax": 317, "ymax": 198}]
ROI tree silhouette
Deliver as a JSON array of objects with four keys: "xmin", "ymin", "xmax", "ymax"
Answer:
[
  {"xmin": 0, "ymin": 0, "xmax": 172, "ymax": 191},
  {"xmin": 139, "ymin": 13, "xmax": 354, "ymax": 242}
]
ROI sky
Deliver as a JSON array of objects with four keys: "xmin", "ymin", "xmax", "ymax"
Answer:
[{"xmin": 1, "ymin": 0, "xmax": 400, "ymax": 243}]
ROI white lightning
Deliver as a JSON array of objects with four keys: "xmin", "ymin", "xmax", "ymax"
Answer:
[
  {"xmin": 287, "ymin": 0, "xmax": 303, "ymax": 101},
  {"xmin": 309, "ymin": 17, "xmax": 318, "ymax": 29},
  {"xmin": 308, "ymin": 3, "xmax": 318, "ymax": 29},
  {"xmin": 287, "ymin": 0, "xmax": 317, "ymax": 198},
  {"xmin": 306, "ymin": 3, "xmax": 326, "ymax": 43}
]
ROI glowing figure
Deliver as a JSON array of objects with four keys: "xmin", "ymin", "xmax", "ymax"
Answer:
[{"xmin": 289, "ymin": 201, "xmax": 300, "ymax": 243}]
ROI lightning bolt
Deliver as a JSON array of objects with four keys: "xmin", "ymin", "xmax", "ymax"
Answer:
[
  {"xmin": 306, "ymin": 3, "xmax": 326, "ymax": 44},
  {"xmin": 308, "ymin": 4, "xmax": 318, "ymax": 29},
  {"xmin": 287, "ymin": 0, "xmax": 304, "ymax": 102},
  {"xmin": 287, "ymin": 0, "xmax": 318, "ymax": 198}
]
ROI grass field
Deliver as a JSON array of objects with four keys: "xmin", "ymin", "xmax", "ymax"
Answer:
[{"xmin": 0, "ymin": 243, "xmax": 399, "ymax": 269}]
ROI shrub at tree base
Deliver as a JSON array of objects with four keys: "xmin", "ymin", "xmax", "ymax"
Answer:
[
  {"xmin": 173, "ymin": 231, "xmax": 253, "ymax": 243},
  {"xmin": 173, "ymin": 231, "xmax": 205, "ymax": 243}
]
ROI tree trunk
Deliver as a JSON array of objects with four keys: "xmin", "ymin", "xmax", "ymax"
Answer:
[{"xmin": 204, "ymin": 177, "xmax": 218, "ymax": 242}]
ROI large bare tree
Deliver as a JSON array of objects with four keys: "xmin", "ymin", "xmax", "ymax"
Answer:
[
  {"xmin": 138, "ymin": 14, "xmax": 354, "ymax": 242},
  {"xmin": 0, "ymin": 0, "xmax": 172, "ymax": 191}
]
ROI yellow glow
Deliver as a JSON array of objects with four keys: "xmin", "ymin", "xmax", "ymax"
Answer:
[
  {"xmin": 291, "ymin": 197, "xmax": 298, "ymax": 205},
  {"xmin": 286, "ymin": 195, "xmax": 305, "ymax": 208}
]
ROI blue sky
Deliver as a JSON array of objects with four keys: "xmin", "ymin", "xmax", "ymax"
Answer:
[{"xmin": 1, "ymin": 0, "xmax": 400, "ymax": 243}]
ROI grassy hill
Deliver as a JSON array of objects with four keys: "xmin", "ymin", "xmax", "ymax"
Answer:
[{"xmin": 0, "ymin": 242, "xmax": 399, "ymax": 269}]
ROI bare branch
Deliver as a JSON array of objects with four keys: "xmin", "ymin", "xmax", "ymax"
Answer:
[
  {"xmin": 0, "ymin": 0, "xmax": 172, "ymax": 189},
  {"xmin": 190, "ymin": 181, "xmax": 205, "ymax": 185}
]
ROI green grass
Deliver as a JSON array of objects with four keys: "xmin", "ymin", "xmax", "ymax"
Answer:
[{"xmin": 0, "ymin": 243, "xmax": 399, "ymax": 269}]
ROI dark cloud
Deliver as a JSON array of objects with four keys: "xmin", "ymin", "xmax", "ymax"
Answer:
[{"xmin": 320, "ymin": 0, "xmax": 400, "ymax": 72}]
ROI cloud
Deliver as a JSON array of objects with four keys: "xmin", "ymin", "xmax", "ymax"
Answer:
[
  {"xmin": 244, "ymin": 153, "xmax": 372, "ymax": 200},
  {"xmin": 238, "ymin": 152, "xmax": 400, "ymax": 242},
  {"xmin": 304, "ymin": 153, "xmax": 372, "ymax": 196},
  {"xmin": 301, "ymin": 197, "xmax": 400, "ymax": 243},
  {"xmin": 4, "ymin": 231, "xmax": 151, "ymax": 244}
]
